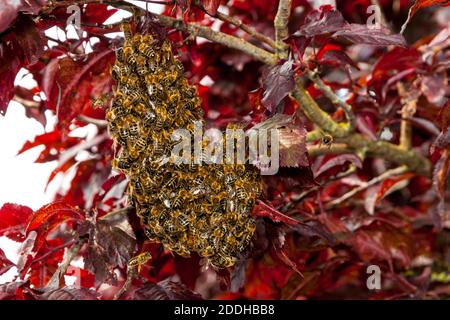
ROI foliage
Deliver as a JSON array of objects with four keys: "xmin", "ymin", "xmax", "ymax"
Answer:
[{"xmin": 0, "ymin": 0, "xmax": 449, "ymax": 300}]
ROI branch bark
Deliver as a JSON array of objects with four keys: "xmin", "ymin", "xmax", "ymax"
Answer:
[
  {"xmin": 397, "ymin": 82, "xmax": 417, "ymax": 150},
  {"xmin": 291, "ymin": 78, "xmax": 351, "ymax": 138},
  {"xmin": 274, "ymin": 0, "xmax": 292, "ymax": 58}
]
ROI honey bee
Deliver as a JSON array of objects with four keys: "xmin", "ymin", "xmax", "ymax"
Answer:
[
  {"xmin": 234, "ymin": 182, "xmax": 248, "ymax": 201},
  {"xmin": 121, "ymin": 23, "xmax": 132, "ymax": 39},
  {"xmin": 142, "ymin": 34, "xmax": 155, "ymax": 43},
  {"xmin": 131, "ymin": 34, "xmax": 143, "ymax": 46},
  {"xmin": 123, "ymin": 46, "xmax": 137, "ymax": 65},
  {"xmin": 116, "ymin": 47, "xmax": 125, "ymax": 63},
  {"xmin": 108, "ymin": 34, "xmax": 262, "ymax": 269},
  {"xmin": 162, "ymin": 69, "xmax": 178, "ymax": 86},
  {"xmin": 139, "ymin": 43, "xmax": 159, "ymax": 63},
  {"xmin": 128, "ymin": 252, "xmax": 152, "ymax": 271},
  {"xmin": 321, "ymin": 133, "xmax": 334, "ymax": 148},
  {"xmin": 200, "ymin": 246, "xmax": 214, "ymax": 257},
  {"xmin": 135, "ymin": 55, "xmax": 148, "ymax": 76},
  {"xmin": 172, "ymin": 189, "xmax": 190, "ymax": 209},
  {"xmin": 186, "ymin": 86, "xmax": 197, "ymax": 99},
  {"xmin": 123, "ymin": 74, "xmax": 141, "ymax": 88},
  {"xmin": 176, "ymin": 213, "xmax": 190, "ymax": 230},
  {"xmin": 167, "ymin": 90, "xmax": 180, "ymax": 105}
]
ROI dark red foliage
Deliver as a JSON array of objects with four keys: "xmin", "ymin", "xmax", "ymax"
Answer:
[{"xmin": 0, "ymin": 0, "xmax": 449, "ymax": 301}]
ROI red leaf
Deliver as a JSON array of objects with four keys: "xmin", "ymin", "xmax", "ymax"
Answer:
[
  {"xmin": 432, "ymin": 149, "xmax": 450, "ymax": 227},
  {"xmin": 421, "ymin": 73, "xmax": 447, "ymax": 105},
  {"xmin": 17, "ymin": 129, "xmax": 81, "ymax": 162},
  {"xmin": 0, "ymin": 281, "xmax": 29, "ymax": 300},
  {"xmin": 25, "ymin": 201, "xmax": 84, "ymax": 253},
  {"xmin": 13, "ymin": 15, "xmax": 45, "ymax": 65},
  {"xmin": 43, "ymin": 50, "xmax": 114, "ymax": 125},
  {"xmin": 261, "ymin": 59, "xmax": 295, "ymax": 112},
  {"xmin": 27, "ymin": 201, "xmax": 84, "ymax": 233},
  {"xmin": 0, "ymin": 203, "xmax": 33, "ymax": 241},
  {"xmin": 367, "ymin": 48, "xmax": 422, "ymax": 102},
  {"xmin": 253, "ymin": 200, "xmax": 300, "ymax": 225},
  {"xmin": 364, "ymin": 173, "xmax": 415, "ymax": 215},
  {"xmin": 315, "ymin": 154, "xmax": 363, "ymax": 178},
  {"xmin": 201, "ymin": 0, "xmax": 221, "ymax": 15},
  {"xmin": 0, "ymin": 248, "xmax": 14, "ymax": 276},
  {"xmin": 318, "ymin": 49, "xmax": 360, "ymax": 70},
  {"xmin": 0, "ymin": 40, "xmax": 22, "ymax": 115},
  {"xmin": 333, "ymin": 24, "xmax": 407, "ymax": 47},
  {"xmin": 83, "ymin": 4, "xmax": 118, "ymax": 24}
]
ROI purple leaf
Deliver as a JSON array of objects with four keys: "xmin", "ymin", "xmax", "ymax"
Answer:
[
  {"xmin": 128, "ymin": 280, "xmax": 203, "ymax": 300},
  {"xmin": 333, "ymin": 24, "xmax": 407, "ymax": 47},
  {"xmin": 39, "ymin": 286, "xmax": 99, "ymax": 300},
  {"xmin": 315, "ymin": 154, "xmax": 363, "ymax": 178},
  {"xmin": 261, "ymin": 60, "xmax": 295, "ymax": 112},
  {"xmin": 292, "ymin": 7, "xmax": 347, "ymax": 38}
]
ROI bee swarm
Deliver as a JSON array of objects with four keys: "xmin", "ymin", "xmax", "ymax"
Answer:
[{"xmin": 106, "ymin": 28, "xmax": 262, "ymax": 268}]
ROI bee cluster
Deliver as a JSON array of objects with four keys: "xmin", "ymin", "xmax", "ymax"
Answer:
[{"xmin": 106, "ymin": 27, "xmax": 262, "ymax": 268}]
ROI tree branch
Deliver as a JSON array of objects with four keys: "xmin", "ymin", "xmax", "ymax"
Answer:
[
  {"xmin": 291, "ymin": 78, "xmax": 351, "ymax": 138},
  {"xmin": 307, "ymin": 143, "xmax": 352, "ymax": 157},
  {"xmin": 274, "ymin": 0, "xmax": 292, "ymax": 58},
  {"xmin": 305, "ymin": 69, "xmax": 355, "ymax": 134},
  {"xmin": 325, "ymin": 166, "xmax": 408, "ymax": 209}
]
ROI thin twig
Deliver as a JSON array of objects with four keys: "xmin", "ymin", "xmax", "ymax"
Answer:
[
  {"xmin": 77, "ymin": 115, "xmax": 108, "ymax": 128},
  {"xmin": 192, "ymin": 0, "xmax": 276, "ymax": 49},
  {"xmin": 215, "ymin": 11, "xmax": 276, "ymax": 49},
  {"xmin": 281, "ymin": 165, "xmax": 357, "ymax": 212},
  {"xmin": 305, "ymin": 69, "xmax": 355, "ymax": 134},
  {"xmin": 31, "ymin": 239, "xmax": 77, "ymax": 266},
  {"xmin": 44, "ymin": 240, "xmax": 85, "ymax": 290},
  {"xmin": 397, "ymin": 82, "xmax": 417, "ymax": 150},
  {"xmin": 274, "ymin": 0, "xmax": 292, "ymax": 58},
  {"xmin": 325, "ymin": 166, "xmax": 408, "ymax": 209}
]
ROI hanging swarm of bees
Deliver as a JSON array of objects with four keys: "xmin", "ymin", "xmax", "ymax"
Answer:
[{"xmin": 106, "ymin": 25, "xmax": 262, "ymax": 268}]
